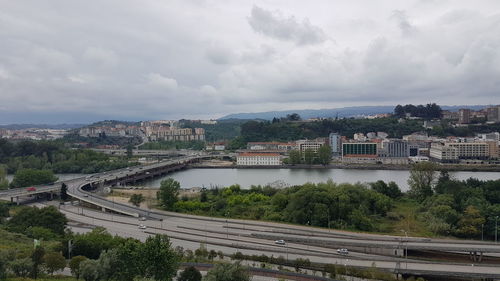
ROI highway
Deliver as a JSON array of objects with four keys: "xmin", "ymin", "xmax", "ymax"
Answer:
[{"xmin": 3, "ymin": 154, "xmax": 500, "ymax": 279}]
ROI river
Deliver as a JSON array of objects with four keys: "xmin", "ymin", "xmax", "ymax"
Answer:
[{"xmin": 140, "ymin": 168, "xmax": 500, "ymax": 192}]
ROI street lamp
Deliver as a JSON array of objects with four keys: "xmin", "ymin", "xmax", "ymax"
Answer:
[
  {"xmin": 495, "ymin": 216, "xmax": 499, "ymax": 243},
  {"xmin": 401, "ymin": 230, "xmax": 408, "ymax": 269}
]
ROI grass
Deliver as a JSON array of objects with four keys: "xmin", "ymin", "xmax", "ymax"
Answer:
[
  {"xmin": 379, "ymin": 199, "xmax": 437, "ymax": 238},
  {"xmin": 7, "ymin": 276, "xmax": 77, "ymax": 281}
]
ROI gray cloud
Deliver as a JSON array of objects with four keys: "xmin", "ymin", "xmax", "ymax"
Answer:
[
  {"xmin": 248, "ymin": 6, "xmax": 327, "ymax": 45},
  {"xmin": 0, "ymin": 1, "xmax": 499, "ymax": 123}
]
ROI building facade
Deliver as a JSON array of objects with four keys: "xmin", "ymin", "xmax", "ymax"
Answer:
[
  {"xmin": 328, "ymin": 133, "xmax": 342, "ymax": 156},
  {"xmin": 236, "ymin": 153, "xmax": 281, "ymax": 166}
]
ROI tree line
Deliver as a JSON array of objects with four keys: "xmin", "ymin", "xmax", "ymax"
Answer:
[
  {"xmin": 0, "ymin": 139, "xmax": 137, "ymax": 175},
  {"xmin": 394, "ymin": 103, "xmax": 442, "ymax": 119}
]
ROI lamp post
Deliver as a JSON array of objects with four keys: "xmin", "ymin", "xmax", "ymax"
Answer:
[
  {"xmin": 401, "ymin": 230, "xmax": 408, "ymax": 269},
  {"xmin": 481, "ymin": 224, "xmax": 484, "ymax": 241},
  {"xmin": 495, "ymin": 216, "xmax": 499, "ymax": 243}
]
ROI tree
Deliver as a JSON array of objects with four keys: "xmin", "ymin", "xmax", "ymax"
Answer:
[
  {"xmin": 141, "ymin": 235, "xmax": 179, "ymax": 281},
  {"xmin": 303, "ymin": 149, "xmax": 316, "ymax": 165},
  {"xmin": 318, "ymin": 145, "xmax": 332, "ymax": 165},
  {"xmin": 157, "ymin": 178, "xmax": 180, "ymax": 210},
  {"xmin": 204, "ymin": 262, "xmax": 250, "ymax": 281},
  {"xmin": 370, "ymin": 181, "xmax": 402, "ymax": 199},
  {"xmin": 114, "ymin": 239, "xmax": 143, "ymax": 281},
  {"xmin": 60, "ymin": 182, "xmax": 68, "ymax": 201},
  {"xmin": 31, "ymin": 246, "xmax": 45, "ymax": 279},
  {"xmin": 7, "ymin": 206, "xmax": 67, "ymax": 235},
  {"xmin": 289, "ymin": 150, "xmax": 302, "ymax": 165},
  {"xmin": 80, "ymin": 259, "xmax": 101, "ymax": 281},
  {"xmin": 10, "ymin": 169, "xmax": 58, "ymax": 188},
  {"xmin": 455, "ymin": 205, "xmax": 486, "ymax": 238},
  {"xmin": 0, "ymin": 166, "xmax": 9, "ymax": 190},
  {"xmin": 9, "ymin": 257, "xmax": 33, "ymax": 277},
  {"xmin": 407, "ymin": 162, "xmax": 437, "ymax": 202},
  {"xmin": 126, "ymin": 144, "xmax": 133, "ymax": 158},
  {"xmin": 286, "ymin": 113, "xmax": 301, "ymax": 121},
  {"xmin": 70, "ymin": 256, "xmax": 87, "ymax": 279},
  {"xmin": 44, "ymin": 252, "xmax": 66, "ymax": 275},
  {"xmin": 129, "ymin": 194, "xmax": 145, "ymax": 207},
  {"xmin": 177, "ymin": 266, "xmax": 202, "ymax": 281}
]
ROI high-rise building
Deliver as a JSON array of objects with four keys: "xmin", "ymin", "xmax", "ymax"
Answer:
[
  {"xmin": 329, "ymin": 132, "xmax": 342, "ymax": 156},
  {"xmin": 487, "ymin": 106, "xmax": 500, "ymax": 123},
  {"xmin": 458, "ymin": 109, "xmax": 471, "ymax": 124}
]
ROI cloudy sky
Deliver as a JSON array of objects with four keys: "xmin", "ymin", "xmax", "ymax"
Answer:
[{"xmin": 1, "ymin": 0, "xmax": 500, "ymax": 123}]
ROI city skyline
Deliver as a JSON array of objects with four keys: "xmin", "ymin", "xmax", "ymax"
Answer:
[{"xmin": 1, "ymin": 0, "xmax": 500, "ymax": 123}]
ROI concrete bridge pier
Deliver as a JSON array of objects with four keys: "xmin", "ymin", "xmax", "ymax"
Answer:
[{"xmin": 469, "ymin": 251, "xmax": 483, "ymax": 262}]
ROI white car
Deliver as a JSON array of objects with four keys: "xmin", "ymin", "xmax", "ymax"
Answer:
[
  {"xmin": 337, "ymin": 248, "xmax": 349, "ymax": 255},
  {"xmin": 138, "ymin": 224, "xmax": 147, "ymax": 230},
  {"xmin": 274, "ymin": 239, "xmax": 286, "ymax": 245},
  {"xmin": 139, "ymin": 217, "xmax": 147, "ymax": 221}
]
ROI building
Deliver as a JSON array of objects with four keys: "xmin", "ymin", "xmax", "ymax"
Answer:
[
  {"xmin": 446, "ymin": 142, "xmax": 490, "ymax": 159},
  {"xmin": 487, "ymin": 106, "xmax": 500, "ymax": 123},
  {"xmin": 429, "ymin": 143, "xmax": 458, "ymax": 163},
  {"xmin": 236, "ymin": 153, "xmax": 281, "ymax": 166},
  {"xmin": 247, "ymin": 142, "xmax": 296, "ymax": 151},
  {"xmin": 342, "ymin": 143, "xmax": 377, "ymax": 158},
  {"xmin": 458, "ymin": 109, "xmax": 471, "ymax": 124},
  {"xmin": 328, "ymin": 133, "xmax": 342, "ymax": 156},
  {"xmin": 296, "ymin": 139, "xmax": 326, "ymax": 154},
  {"xmin": 379, "ymin": 139, "xmax": 409, "ymax": 158}
]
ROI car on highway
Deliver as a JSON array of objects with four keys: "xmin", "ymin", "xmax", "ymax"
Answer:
[
  {"xmin": 274, "ymin": 239, "xmax": 286, "ymax": 245},
  {"xmin": 26, "ymin": 187, "xmax": 37, "ymax": 192},
  {"xmin": 139, "ymin": 217, "xmax": 147, "ymax": 221},
  {"xmin": 83, "ymin": 194, "xmax": 89, "ymax": 197},
  {"xmin": 337, "ymin": 248, "xmax": 349, "ymax": 255},
  {"xmin": 138, "ymin": 224, "xmax": 147, "ymax": 230}
]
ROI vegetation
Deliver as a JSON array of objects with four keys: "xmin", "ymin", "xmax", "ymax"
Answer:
[
  {"xmin": 177, "ymin": 266, "xmax": 202, "ymax": 281},
  {"xmin": 128, "ymin": 194, "xmax": 145, "ymax": 207},
  {"xmin": 10, "ymin": 169, "xmax": 58, "ymax": 188},
  {"xmin": 204, "ymin": 262, "xmax": 250, "ymax": 281},
  {"xmin": 393, "ymin": 103, "xmax": 442, "ymax": 119},
  {"xmin": 180, "ymin": 119, "xmax": 247, "ymax": 142},
  {"xmin": 157, "ymin": 178, "xmax": 180, "ymax": 211},
  {"xmin": 7, "ymin": 206, "xmax": 67, "ymax": 236},
  {"xmin": 0, "ymin": 139, "xmax": 137, "ymax": 174},
  {"xmin": 286, "ymin": 146, "xmax": 332, "ymax": 165},
  {"xmin": 172, "ymin": 179, "xmax": 395, "ymax": 232}
]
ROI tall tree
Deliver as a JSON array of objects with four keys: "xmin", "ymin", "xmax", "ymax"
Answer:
[
  {"xmin": 303, "ymin": 149, "xmax": 316, "ymax": 165},
  {"xmin": 141, "ymin": 235, "xmax": 179, "ymax": 281},
  {"xmin": 31, "ymin": 246, "xmax": 45, "ymax": 279},
  {"xmin": 204, "ymin": 262, "xmax": 250, "ymax": 281},
  {"xmin": 0, "ymin": 166, "xmax": 9, "ymax": 190},
  {"xmin": 44, "ymin": 252, "xmax": 66, "ymax": 275},
  {"xmin": 157, "ymin": 178, "xmax": 180, "ymax": 210},
  {"xmin": 60, "ymin": 183, "xmax": 68, "ymax": 201},
  {"xmin": 408, "ymin": 162, "xmax": 437, "ymax": 202},
  {"xmin": 177, "ymin": 266, "xmax": 202, "ymax": 281},
  {"xmin": 318, "ymin": 145, "xmax": 332, "ymax": 165},
  {"xmin": 10, "ymin": 169, "xmax": 58, "ymax": 188},
  {"xmin": 69, "ymin": 256, "xmax": 87, "ymax": 280},
  {"xmin": 289, "ymin": 150, "xmax": 302, "ymax": 165}
]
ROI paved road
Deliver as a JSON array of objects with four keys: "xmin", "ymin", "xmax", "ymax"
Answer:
[{"xmin": 47, "ymin": 202, "xmax": 500, "ymax": 279}]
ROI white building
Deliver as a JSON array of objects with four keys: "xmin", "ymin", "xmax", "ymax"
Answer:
[
  {"xmin": 236, "ymin": 153, "xmax": 281, "ymax": 166},
  {"xmin": 296, "ymin": 139, "xmax": 326, "ymax": 153},
  {"xmin": 429, "ymin": 143, "xmax": 458, "ymax": 162}
]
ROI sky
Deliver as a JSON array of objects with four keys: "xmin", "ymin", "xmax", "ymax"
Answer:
[{"xmin": 1, "ymin": 0, "xmax": 500, "ymax": 123}]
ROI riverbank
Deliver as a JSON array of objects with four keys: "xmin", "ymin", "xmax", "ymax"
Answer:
[{"xmin": 192, "ymin": 161, "xmax": 500, "ymax": 172}]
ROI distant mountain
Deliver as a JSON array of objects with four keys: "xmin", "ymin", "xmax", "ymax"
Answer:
[
  {"xmin": 0, "ymin": 124, "xmax": 87, "ymax": 130},
  {"xmin": 219, "ymin": 105, "xmax": 490, "ymax": 120}
]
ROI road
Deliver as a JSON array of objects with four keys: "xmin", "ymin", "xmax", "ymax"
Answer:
[{"xmin": 6, "ymin": 153, "xmax": 500, "ymax": 279}]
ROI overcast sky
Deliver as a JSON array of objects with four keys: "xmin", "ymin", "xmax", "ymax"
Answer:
[{"xmin": 1, "ymin": 0, "xmax": 500, "ymax": 123}]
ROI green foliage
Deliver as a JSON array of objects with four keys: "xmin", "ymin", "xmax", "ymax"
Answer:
[
  {"xmin": 31, "ymin": 246, "xmax": 45, "ymax": 279},
  {"xmin": 157, "ymin": 178, "xmax": 180, "ymax": 210},
  {"xmin": 288, "ymin": 150, "xmax": 301, "ymax": 165},
  {"xmin": 26, "ymin": 227, "xmax": 58, "ymax": 241},
  {"xmin": 141, "ymin": 235, "xmax": 179, "ymax": 281},
  {"xmin": 80, "ymin": 259, "xmax": 100, "ymax": 281},
  {"xmin": 0, "ymin": 139, "xmax": 137, "ymax": 174},
  {"xmin": 44, "ymin": 251, "xmax": 66, "ymax": 275},
  {"xmin": 317, "ymin": 145, "xmax": 332, "ymax": 165},
  {"xmin": 180, "ymin": 119, "xmax": 245, "ymax": 142},
  {"xmin": 177, "ymin": 266, "xmax": 201, "ymax": 281},
  {"xmin": 7, "ymin": 206, "xmax": 67, "ymax": 235},
  {"xmin": 61, "ymin": 183, "xmax": 69, "ymax": 201},
  {"xmin": 10, "ymin": 169, "xmax": 58, "ymax": 188},
  {"xmin": 69, "ymin": 256, "xmax": 87, "ymax": 279},
  {"xmin": 394, "ymin": 103, "xmax": 442, "ymax": 119},
  {"xmin": 129, "ymin": 194, "xmax": 145, "ymax": 207},
  {"xmin": 9, "ymin": 257, "xmax": 33, "ymax": 277},
  {"xmin": 407, "ymin": 162, "xmax": 437, "ymax": 202},
  {"xmin": 0, "ymin": 166, "xmax": 9, "ymax": 190},
  {"xmin": 70, "ymin": 227, "xmax": 126, "ymax": 259},
  {"xmin": 204, "ymin": 262, "xmax": 250, "ymax": 281},
  {"xmin": 370, "ymin": 181, "xmax": 402, "ymax": 199}
]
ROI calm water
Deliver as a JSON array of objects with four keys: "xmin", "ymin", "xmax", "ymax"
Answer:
[{"xmin": 141, "ymin": 168, "xmax": 500, "ymax": 192}]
